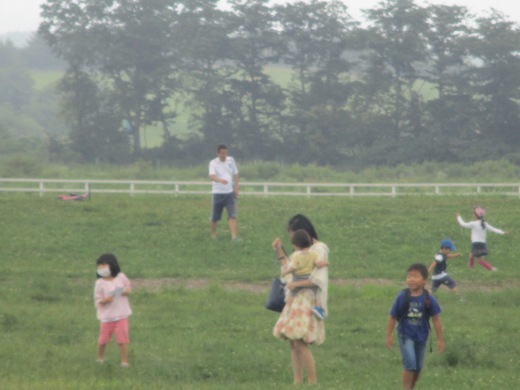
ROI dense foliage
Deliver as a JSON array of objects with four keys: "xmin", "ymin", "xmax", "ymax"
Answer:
[{"xmin": 1, "ymin": 0, "xmax": 520, "ymax": 168}]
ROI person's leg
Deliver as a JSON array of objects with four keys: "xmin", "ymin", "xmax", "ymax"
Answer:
[
  {"xmin": 411, "ymin": 340, "xmax": 426, "ymax": 389},
  {"xmin": 292, "ymin": 340, "xmax": 316, "ymax": 384},
  {"xmin": 476, "ymin": 257, "xmax": 494, "ymax": 270},
  {"xmin": 411, "ymin": 371, "xmax": 421, "ymax": 389},
  {"xmin": 118, "ymin": 343, "xmax": 129, "ymax": 365},
  {"xmin": 228, "ymin": 217, "xmax": 237, "ymax": 240},
  {"xmin": 210, "ymin": 194, "xmax": 223, "ymax": 239},
  {"xmin": 225, "ymin": 194, "xmax": 238, "ymax": 240},
  {"xmin": 97, "ymin": 321, "xmax": 115, "ymax": 362},
  {"xmin": 97, "ymin": 344, "xmax": 107, "ymax": 362},
  {"xmin": 300, "ymin": 343, "xmax": 317, "ymax": 384},
  {"xmin": 210, "ymin": 221, "xmax": 218, "ymax": 238},
  {"xmin": 290, "ymin": 341, "xmax": 304, "ymax": 384},
  {"xmin": 398, "ymin": 336, "xmax": 419, "ymax": 390},
  {"xmin": 402, "ymin": 370, "xmax": 415, "ymax": 390},
  {"xmin": 114, "ymin": 318, "xmax": 130, "ymax": 365},
  {"xmin": 468, "ymin": 253, "xmax": 474, "ymax": 268}
]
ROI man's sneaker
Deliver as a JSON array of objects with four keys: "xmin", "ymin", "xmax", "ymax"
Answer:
[{"xmin": 312, "ymin": 306, "xmax": 325, "ymax": 320}]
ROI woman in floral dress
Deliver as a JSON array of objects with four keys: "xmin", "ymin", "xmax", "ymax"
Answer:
[{"xmin": 272, "ymin": 214, "xmax": 329, "ymax": 385}]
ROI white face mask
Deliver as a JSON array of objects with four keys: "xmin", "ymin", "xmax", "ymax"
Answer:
[{"xmin": 97, "ymin": 268, "xmax": 111, "ymax": 278}]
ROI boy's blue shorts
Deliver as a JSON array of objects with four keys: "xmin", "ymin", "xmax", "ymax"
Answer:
[{"xmin": 398, "ymin": 334, "xmax": 427, "ymax": 372}]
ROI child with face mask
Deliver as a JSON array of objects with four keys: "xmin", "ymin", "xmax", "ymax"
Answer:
[{"xmin": 94, "ymin": 253, "xmax": 132, "ymax": 366}]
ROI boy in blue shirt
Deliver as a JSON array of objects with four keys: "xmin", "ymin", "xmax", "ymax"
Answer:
[{"xmin": 386, "ymin": 263, "xmax": 444, "ymax": 390}]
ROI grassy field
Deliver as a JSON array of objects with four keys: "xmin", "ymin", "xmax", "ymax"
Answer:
[{"xmin": 1, "ymin": 194, "xmax": 520, "ymax": 389}]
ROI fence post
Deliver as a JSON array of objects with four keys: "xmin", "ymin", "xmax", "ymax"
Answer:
[
  {"xmin": 130, "ymin": 182, "xmax": 135, "ymax": 196},
  {"xmin": 39, "ymin": 181, "xmax": 44, "ymax": 197}
]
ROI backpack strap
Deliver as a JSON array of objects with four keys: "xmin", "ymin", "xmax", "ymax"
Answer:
[{"xmin": 397, "ymin": 288, "xmax": 411, "ymax": 322}]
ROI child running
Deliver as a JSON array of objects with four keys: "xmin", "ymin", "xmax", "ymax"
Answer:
[
  {"xmin": 281, "ymin": 229, "xmax": 329, "ymax": 320},
  {"xmin": 386, "ymin": 263, "xmax": 444, "ymax": 390},
  {"xmin": 456, "ymin": 206, "xmax": 507, "ymax": 271},
  {"xmin": 94, "ymin": 253, "xmax": 132, "ymax": 367},
  {"xmin": 428, "ymin": 239, "xmax": 463, "ymax": 299}
]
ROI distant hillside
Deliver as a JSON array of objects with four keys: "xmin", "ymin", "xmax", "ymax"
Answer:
[{"xmin": 0, "ymin": 31, "xmax": 35, "ymax": 47}]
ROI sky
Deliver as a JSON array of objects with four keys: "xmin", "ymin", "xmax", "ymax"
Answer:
[{"xmin": 0, "ymin": 0, "xmax": 519, "ymax": 35}]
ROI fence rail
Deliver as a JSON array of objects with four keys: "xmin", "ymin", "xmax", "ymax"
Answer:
[{"xmin": 1, "ymin": 178, "xmax": 520, "ymax": 197}]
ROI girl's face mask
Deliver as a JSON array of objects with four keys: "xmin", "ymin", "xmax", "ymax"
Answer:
[{"xmin": 97, "ymin": 267, "xmax": 111, "ymax": 278}]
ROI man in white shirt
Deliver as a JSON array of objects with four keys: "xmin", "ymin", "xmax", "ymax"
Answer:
[{"xmin": 209, "ymin": 144, "xmax": 239, "ymax": 240}]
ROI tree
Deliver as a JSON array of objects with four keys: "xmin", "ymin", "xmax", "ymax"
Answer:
[
  {"xmin": 363, "ymin": 0, "xmax": 429, "ymax": 139},
  {"xmin": 423, "ymin": 5, "xmax": 475, "ymax": 141},
  {"xmin": 39, "ymin": 0, "xmax": 182, "ymax": 157},
  {"xmin": 225, "ymin": 0, "xmax": 285, "ymax": 159},
  {"xmin": 275, "ymin": 0, "xmax": 359, "ymax": 163},
  {"xmin": 468, "ymin": 11, "xmax": 520, "ymax": 145},
  {"xmin": 177, "ymin": 0, "xmax": 236, "ymax": 151}
]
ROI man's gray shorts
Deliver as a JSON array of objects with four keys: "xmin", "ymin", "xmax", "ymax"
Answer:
[{"xmin": 210, "ymin": 193, "xmax": 236, "ymax": 222}]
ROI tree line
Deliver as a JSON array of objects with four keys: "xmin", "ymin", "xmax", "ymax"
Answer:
[{"xmin": 17, "ymin": 0, "xmax": 520, "ymax": 166}]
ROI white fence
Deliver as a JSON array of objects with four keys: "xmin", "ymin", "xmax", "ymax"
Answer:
[{"xmin": 1, "ymin": 178, "xmax": 520, "ymax": 197}]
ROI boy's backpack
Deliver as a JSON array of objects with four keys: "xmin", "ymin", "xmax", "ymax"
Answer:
[
  {"xmin": 396, "ymin": 288, "xmax": 432, "ymax": 323},
  {"xmin": 396, "ymin": 288, "xmax": 434, "ymax": 352}
]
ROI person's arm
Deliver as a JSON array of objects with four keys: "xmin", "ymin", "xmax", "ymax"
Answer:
[
  {"xmin": 281, "ymin": 265, "xmax": 295, "ymax": 277},
  {"xmin": 286, "ymin": 278, "xmax": 316, "ymax": 290},
  {"xmin": 431, "ymin": 315, "xmax": 445, "ymax": 352},
  {"xmin": 95, "ymin": 285, "xmax": 114, "ymax": 305},
  {"xmin": 209, "ymin": 174, "xmax": 227, "ymax": 184},
  {"xmin": 486, "ymin": 223, "xmax": 506, "ymax": 235},
  {"xmin": 456, "ymin": 213, "xmax": 472, "ymax": 228},
  {"xmin": 272, "ymin": 238, "xmax": 288, "ymax": 265},
  {"xmin": 386, "ymin": 316, "xmax": 397, "ymax": 348},
  {"xmin": 233, "ymin": 173, "xmax": 239, "ymax": 199},
  {"xmin": 315, "ymin": 259, "xmax": 329, "ymax": 268},
  {"xmin": 121, "ymin": 274, "xmax": 132, "ymax": 296},
  {"xmin": 428, "ymin": 261, "xmax": 436, "ymax": 275},
  {"xmin": 447, "ymin": 253, "xmax": 462, "ymax": 259}
]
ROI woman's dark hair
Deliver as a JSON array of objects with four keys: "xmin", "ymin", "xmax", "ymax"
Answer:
[
  {"xmin": 96, "ymin": 253, "xmax": 121, "ymax": 277},
  {"xmin": 291, "ymin": 229, "xmax": 313, "ymax": 249},
  {"xmin": 287, "ymin": 214, "xmax": 319, "ymax": 241},
  {"xmin": 407, "ymin": 263, "xmax": 429, "ymax": 280}
]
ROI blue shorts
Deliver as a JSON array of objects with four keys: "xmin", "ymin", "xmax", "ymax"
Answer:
[
  {"xmin": 398, "ymin": 334, "xmax": 426, "ymax": 372},
  {"xmin": 210, "ymin": 193, "xmax": 236, "ymax": 222}
]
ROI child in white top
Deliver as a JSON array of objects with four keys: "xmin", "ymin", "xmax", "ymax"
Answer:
[
  {"xmin": 456, "ymin": 207, "xmax": 507, "ymax": 271},
  {"xmin": 94, "ymin": 253, "xmax": 132, "ymax": 366}
]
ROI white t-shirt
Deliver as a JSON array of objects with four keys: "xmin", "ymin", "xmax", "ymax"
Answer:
[
  {"xmin": 456, "ymin": 216, "xmax": 505, "ymax": 243},
  {"xmin": 209, "ymin": 156, "xmax": 239, "ymax": 194}
]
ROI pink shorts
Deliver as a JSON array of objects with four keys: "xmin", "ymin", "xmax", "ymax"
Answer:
[{"xmin": 98, "ymin": 318, "xmax": 130, "ymax": 345}]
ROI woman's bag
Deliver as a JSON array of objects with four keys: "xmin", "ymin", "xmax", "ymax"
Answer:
[
  {"xmin": 265, "ymin": 276, "xmax": 285, "ymax": 312},
  {"xmin": 265, "ymin": 246, "xmax": 287, "ymax": 312}
]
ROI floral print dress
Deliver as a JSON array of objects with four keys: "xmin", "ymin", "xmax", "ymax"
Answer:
[{"xmin": 273, "ymin": 241, "xmax": 328, "ymax": 345}]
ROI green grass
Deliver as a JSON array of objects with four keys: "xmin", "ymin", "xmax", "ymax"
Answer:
[{"xmin": 1, "ymin": 194, "xmax": 520, "ymax": 389}]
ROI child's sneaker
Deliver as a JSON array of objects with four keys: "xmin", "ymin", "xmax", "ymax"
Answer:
[{"xmin": 312, "ymin": 306, "xmax": 325, "ymax": 320}]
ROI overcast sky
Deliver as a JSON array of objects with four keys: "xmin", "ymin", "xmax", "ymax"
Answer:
[{"xmin": 1, "ymin": 0, "xmax": 519, "ymax": 35}]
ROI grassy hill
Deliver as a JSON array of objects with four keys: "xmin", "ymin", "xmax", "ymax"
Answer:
[{"xmin": 1, "ymin": 193, "xmax": 519, "ymax": 388}]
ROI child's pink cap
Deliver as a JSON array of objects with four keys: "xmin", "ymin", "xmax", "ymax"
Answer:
[{"xmin": 474, "ymin": 207, "xmax": 486, "ymax": 218}]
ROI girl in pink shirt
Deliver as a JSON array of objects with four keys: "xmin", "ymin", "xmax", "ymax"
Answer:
[{"xmin": 94, "ymin": 253, "xmax": 132, "ymax": 366}]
